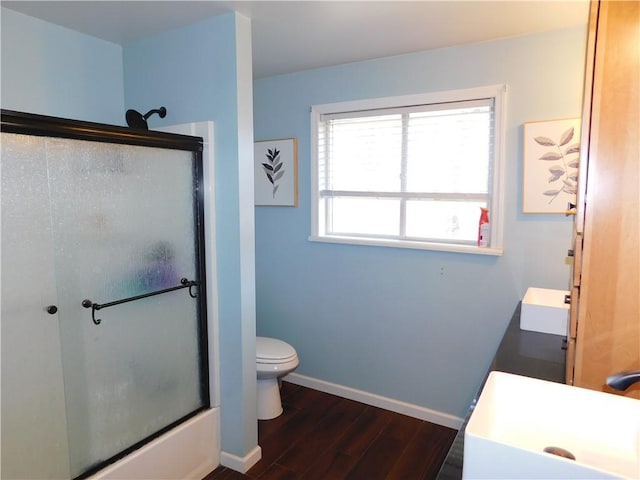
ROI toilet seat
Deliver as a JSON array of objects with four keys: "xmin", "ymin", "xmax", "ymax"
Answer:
[{"xmin": 257, "ymin": 337, "xmax": 297, "ymax": 364}]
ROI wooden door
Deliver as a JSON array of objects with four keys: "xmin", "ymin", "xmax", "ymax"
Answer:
[{"xmin": 573, "ymin": 0, "xmax": 640, "ymax": 399}]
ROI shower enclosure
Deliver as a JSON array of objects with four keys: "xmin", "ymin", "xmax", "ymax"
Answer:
[{"xmin": 1, "ymin": 110, "xmax": 210, "ymax": 479}]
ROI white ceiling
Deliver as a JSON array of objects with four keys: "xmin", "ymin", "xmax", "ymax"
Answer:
[{"xmin": 2, "ymin": 1, "xmax": 590, "ymax": 78}]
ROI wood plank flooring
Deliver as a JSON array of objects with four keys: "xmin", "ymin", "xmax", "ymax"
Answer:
[{"xmin": 204, "ymin": 381, "xmax": 457, "ymax": 480}]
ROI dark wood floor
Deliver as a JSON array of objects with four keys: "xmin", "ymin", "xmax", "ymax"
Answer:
[{"xmin": 204, "ymin": 381, "xmax": 457, "ymax": 480}]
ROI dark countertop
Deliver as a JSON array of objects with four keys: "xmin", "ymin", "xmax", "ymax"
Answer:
[{"xmin": 436, "ymin": 303, "xmax": 566, "ymax": 480}]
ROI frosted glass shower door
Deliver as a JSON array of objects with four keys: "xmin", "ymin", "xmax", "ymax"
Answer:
[
  {"xmin": 45, "ymin": 138, "xmax": 207, "ymax": 478},
  {"xmin": 1, "ymin": 133, "xmax": 72, "ymax": 479}
]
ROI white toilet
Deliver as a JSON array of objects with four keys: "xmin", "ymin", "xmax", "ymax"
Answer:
[{"xmin": 256, "ymin": 336, "xmax": 299, "ymax": 420}]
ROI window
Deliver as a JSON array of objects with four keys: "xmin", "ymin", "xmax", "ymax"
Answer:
[{"xmin": 310, "ymin": 85, "xmax": 506, "ymax": 255}]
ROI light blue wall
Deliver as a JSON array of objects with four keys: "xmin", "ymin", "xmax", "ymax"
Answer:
[
  {"xmin": 254, "ymin": 26, "xmax": 587, "ymax": 419},
  {"xmin": 0, "ymin": 8, "xmax": 124, "ymax": 124},
  {"xmin": 123, "ymin": 12, "xmax": 257, "ymax": 458}
]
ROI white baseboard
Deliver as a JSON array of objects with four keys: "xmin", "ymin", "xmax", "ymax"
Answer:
[
  {"xmin": 284, "ymin": 373, "xmax": 463, "ymax": 430},
  {"xmin": 220, "ymin": 445, "xmax": 262, "ymax": 474}
]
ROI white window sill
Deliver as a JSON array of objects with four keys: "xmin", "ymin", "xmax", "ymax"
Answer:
[{"xmin": 308, "ymin": 235, "xmax": 503, "ymax": 256}]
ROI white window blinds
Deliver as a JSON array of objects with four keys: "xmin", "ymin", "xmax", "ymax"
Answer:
[
  {"xmin": 311, "ymin": 86, "xmax": 505, "ymax": 254},
  {"xmin": 318, "ymin": 99, "xmax": 493, "ymax": 197}
]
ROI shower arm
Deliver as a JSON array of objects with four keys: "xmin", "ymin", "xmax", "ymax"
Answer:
[
  {"xmin": 142, "ymin": 107, "xmax": 166, "ymax": 121},
  {"xmin": 82, "ymin": 277, "xmax": 198, "ymax": 325}
]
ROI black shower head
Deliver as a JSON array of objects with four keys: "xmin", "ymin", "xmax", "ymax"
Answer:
[{"xmin": 125, "ymin": 106, "xmax": 167, "ymax": 129}]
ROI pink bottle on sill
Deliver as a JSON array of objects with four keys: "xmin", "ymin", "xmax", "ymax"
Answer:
[{"xmin": 478, "ymin": 207, "xmax": 490, "ymax": 247}]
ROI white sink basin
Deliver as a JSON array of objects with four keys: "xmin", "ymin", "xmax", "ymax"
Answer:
[
  {"xmin": 520, "ymin": 287, "xmax": 569, "ymax": 336},
  {"xmin": 464, "ymin": 371, "xmax": 640, "ymax": 479}
]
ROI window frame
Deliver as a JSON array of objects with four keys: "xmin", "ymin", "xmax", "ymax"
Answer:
[{"xmin": 310, "ymin": 84, "xmax": 507, "ymax": 255}]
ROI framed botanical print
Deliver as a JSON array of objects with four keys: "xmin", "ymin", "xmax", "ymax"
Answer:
[
  {"xmin": 254, "ymin": 138, "xmax": 298, "ymax": 207},
  {"xmin": 523, "ymin": 118, "xmax": 581, "ymax": 213}
]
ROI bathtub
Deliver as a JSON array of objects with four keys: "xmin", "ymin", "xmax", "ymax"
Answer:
[{"xmin": 89, "ymin": 408, "xmax": 219, "ymax": 480}]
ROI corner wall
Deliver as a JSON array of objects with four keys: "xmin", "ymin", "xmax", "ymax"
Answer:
[{"xmin": 123, "ymin": 12, "xmax": 258, "ymax": 463}]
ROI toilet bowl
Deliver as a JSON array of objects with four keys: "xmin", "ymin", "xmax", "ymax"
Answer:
[{"xmin": 256, "ymin": 336, "xmax": 299, "ymax": 420}]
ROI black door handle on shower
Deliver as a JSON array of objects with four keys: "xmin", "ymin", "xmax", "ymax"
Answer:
[{"xmin": 45, "ymin": 305, "xmax": 58, "ymax": 314}]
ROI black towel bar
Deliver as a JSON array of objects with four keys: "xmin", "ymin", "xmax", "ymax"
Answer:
[{"xmin": 82, "ymin": 277, "xmax": 198, "ymax": 325}]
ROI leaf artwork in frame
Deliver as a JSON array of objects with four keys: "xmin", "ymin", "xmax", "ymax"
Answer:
[
  {"xmin": 523, "ymin": 118, "xmax": 581, "ymax": 214},
  {"xmin": 254, "ymin": 138, "xmax": 298, "ymax": 206},
  {"xmin": 262, "ymin": 147, "xmax": 284, "ymax": 198}
]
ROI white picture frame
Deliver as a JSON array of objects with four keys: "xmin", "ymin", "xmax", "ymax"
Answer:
[
  {"xmin": 254, "ymin": 138, "xmax": 298, "ymax": 207},
  {"xmin": 523, "ymin": 118, "xmax": 581, "ymax": 214}
]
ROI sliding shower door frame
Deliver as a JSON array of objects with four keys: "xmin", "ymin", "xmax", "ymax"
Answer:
[{"xmin": 1, "ymin": 109, "xmax": 210, "ymax": 479}]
